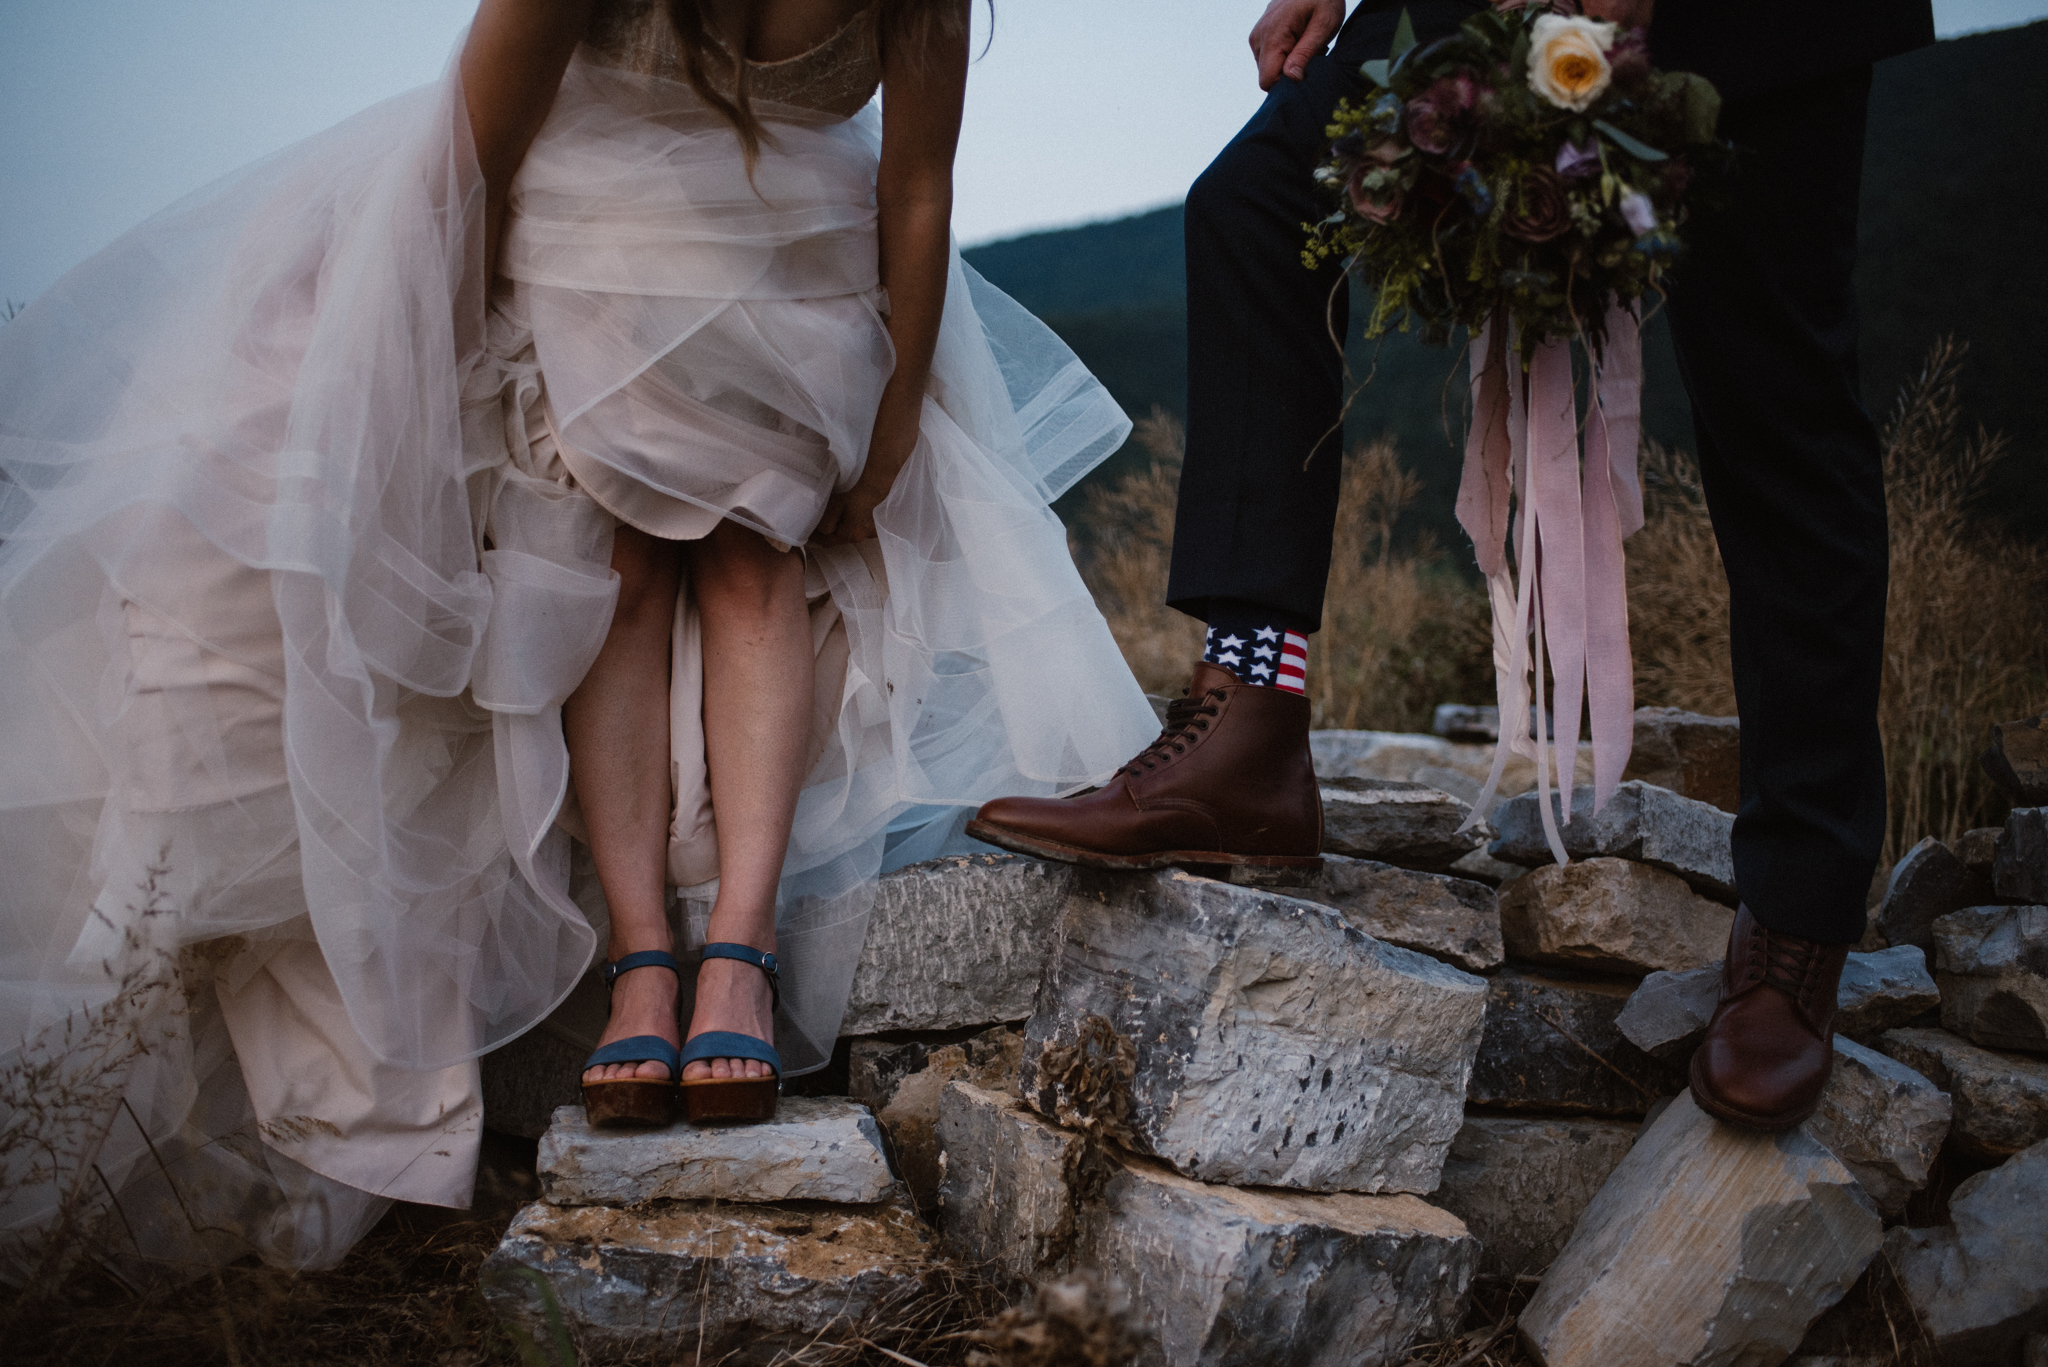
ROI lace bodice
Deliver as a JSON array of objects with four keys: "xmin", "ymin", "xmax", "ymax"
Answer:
[{"xmin": 585, "ymin": 1, "xmax": 882, "ymax": 118}]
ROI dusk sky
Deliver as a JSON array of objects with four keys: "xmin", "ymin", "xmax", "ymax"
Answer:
[{"xmin": 3, "ymin": 0, "xmax": 2043, "ymax": 306}]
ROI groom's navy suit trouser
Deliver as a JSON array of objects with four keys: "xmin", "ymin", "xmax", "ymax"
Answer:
[{"xmin": 1168, "ymin": 1, "xmax": 1918, "ymax": 945}]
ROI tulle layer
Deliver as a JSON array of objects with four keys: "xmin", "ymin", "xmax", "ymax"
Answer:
[{"xmin": 0, "ymin": 46, "xmax": 1152, "ymax": 1281}]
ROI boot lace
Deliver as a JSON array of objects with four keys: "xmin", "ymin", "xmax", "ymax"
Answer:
[
  {"xmin": 1744, "ymin": 921, "xmax": 1828, "ymax": 1008},
  {"xmin": 1117, "ymin": 690, "xmax": 1224, "ymax": 776}
]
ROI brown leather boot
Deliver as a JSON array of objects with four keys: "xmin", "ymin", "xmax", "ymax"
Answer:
[
  {"xmin": 1689, "ymin": 904, "xmax": 1850, "ymax": 1131},
  {"xmin": 966, "ymin": 662, "xmax": 1322, "ymax": 871}
]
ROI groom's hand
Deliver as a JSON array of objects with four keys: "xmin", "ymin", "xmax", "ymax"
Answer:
[{"xmin": 1251, "ymin": 0, "xmax": 1346, "ymax": 90}]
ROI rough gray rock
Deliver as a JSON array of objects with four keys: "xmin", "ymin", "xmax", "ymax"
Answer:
[
  {"xmin": 849, "ymin": 1026, "xmax": 1022, "ymax": 1213},
  {"xmin": 1877, "ymin": 837, "xmax": 1996, "ymax": 955},
  {"xmin": 936, "ymin": 1081, "xmax": 1082, "ymax": 1281},
  {"xmin": 1319, "ymin": 778, "xmax": 1487, "ymax": 871},
  {"xmin": 1085, "ymin": 1155, "xmax": 1478, "ymax": 1367},
  {"xmin": 1499, "ymin": 858, "xmax": 1732, "ymax": 975},
  {"xmin": 1489, "ymin": 781, "xmax": 1737, "ymax": 902},
  {"xmin": 1876, "ymin": 1027, "xmax": 2048, "ymax": 1159},
  {"xmin": 840, "ymin": 854, "xmax": 1074, "ymax": 1036},
  {"xmin": 1278, "ymin": 854, "xmax": 1504, "ymax": 973},
  {"xmin": 1019, "ymin": 869, "xmax": 1489, "ymax": 1194},
  {"xmin": 536, "ymin": 1100, "xmax": 897, "ymax": 1207},
  {"xmin": 1622, "ymin": 707, "xmax": 1741, "ymax": 814},
  {"xmin": 1310, "ymin": 728, "xmax": 1595, "ymax": 797},
  {"xmin": 1996, "ymin": 808, "xmax": 2048, "ymax": 905},
  {"xmin": 1837, "ymin": 945, "xmax": 1945, "ymax": 1042},
  {"xmin": 1468, "ymin": 969, "xmax": 1686, "ymax": 1118},
  {"xmin": 936, "ymin": 1080, "xmax": 1480, "ymax": 1366},
  {"xmin": 1433, "ymin": 704, "xmax": 1500, "ymax": 741},
  {"xmin": 1614, "ymin": 964, "xmax": 1720, "ymax": 1063},
  {"xmin": 1935, "ymin": 905, "xmax": 2048, "ymax": 1054},
  {"xmin": 1957, "ymin": 826, "xmax": 2004, "ymax": 879},
  {"xmin": 1430, "ymin": 1116, "xmax": 1638, "ymax": 1276},
  {"xmin": 1808, "ymin": 1037, "xmax": 1952, "ymax": 1218},
  {"xmin": 480, "ymin": 1196, "xmax": 934, "ymax": 1364},
  {"xmin": 1446, "ymin": 846, "xmax": 1531, "ymax": 889},
  {"xmin": 1884, "ymin": 1137, "xmax": 2048, "ymax": 1365},
  {"xmin": 1616, "ymin": 946, "xmax": 1941, "ymax": 1063},
  {"xmin": 1520, "ymin": 1092, "xmax": 1882, "ymax": 1367}
]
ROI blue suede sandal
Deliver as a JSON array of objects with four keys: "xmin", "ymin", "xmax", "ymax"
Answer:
[
  {"xmin": 679, "ymin": 943, "xmax": 783, "ymax": 1124},
  {"xmin": 580, "ymin": 949, "xmax": 682, "ymax": 1128}
]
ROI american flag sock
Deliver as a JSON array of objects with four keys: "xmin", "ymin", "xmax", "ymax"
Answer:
[{"xmin": 1202, "ymin": 616, "xmax": 1308, "ymax": 695}]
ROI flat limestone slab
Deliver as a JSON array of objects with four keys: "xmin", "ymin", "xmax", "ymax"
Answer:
[
  {"xmin": 849, "ymin": 1026, "xmax": 1023, "ymax": 1214},
  {"xmin": 1318, "ymin": 778, "xmax": 1485, "ymax": 871},
  {"xmin": 1310, "ymin": 729, "xmax": 1595, "ymax": 798},
  {"xmin": 1935, "ymin": 904, "xmax": 2048, "ymax": 1054},
  {"xmin": 1520, "ymin": 1093, "xmax": 1882, "ymax": 1367},
  {"xmin": 481, "ymin": 1196, "xmax": 933, "ymax": 1364},
  {"xmin": 537, "ymin": 1099, "xmax": 897, "ymax": 1206},
  {"xmin": 840, "ymin": 853, "xmax": 1074, "ymax": 1035},
  {"xmin": 1489, "ymin": 781, "xmax": 1737, "ymax": 902},
  {"xmin": 1430, "ymin": 1115, "xmax": 1638, "ymax": 1276},
  {"xmin": 1876, "ymin": 1026, "xmax": 2048, "ymax": 1159},
  {"xmin": 934, "ymin": 1080, "xmax": 1479, "ymax": 1367},
  {"xmin": 1280, "ymin": 854, "xmax": 1504, "ymax": 972},
  {"xmin": 1499, "ymin": 857, "xmax": 1732, "ymax": 975},
  {"xmin": 1468, "ymin": 969, "xmax": 1685, "ymax": 1118},
  {"xmin": 1020, "ymin": 868, "xmax": 1489, "ymax": 1194}
]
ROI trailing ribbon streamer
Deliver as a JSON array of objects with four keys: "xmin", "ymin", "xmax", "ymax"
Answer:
[{"xmin": 1455, "ymin": 306, "xmax": 1646, "ymax": 864}]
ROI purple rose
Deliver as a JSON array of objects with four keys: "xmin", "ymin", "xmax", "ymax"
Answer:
[
  {"xmin": 1348, "ymin": 165, "xmax": 1406, "ymax": 225},
  {"xmin": 1406, "ymin": 97, "xmax": 1454, "ymax": 155},
  {"xmin": 1555, "ymin": 139, "xmax": 1601, "ymax": 179},
  {"xmin": 1502, "ymin": 167, "xmax": 1571, "ymax": 243}
]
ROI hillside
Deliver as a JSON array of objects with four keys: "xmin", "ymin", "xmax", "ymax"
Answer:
[{"xmin": 965, "ymin": 21, "xmax": 2048, "ymax": 548}]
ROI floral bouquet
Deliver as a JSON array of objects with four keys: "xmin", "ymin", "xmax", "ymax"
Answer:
[{"xmin": 1306, "ymin": 4, "xmax": 1728, "ymax": 859}]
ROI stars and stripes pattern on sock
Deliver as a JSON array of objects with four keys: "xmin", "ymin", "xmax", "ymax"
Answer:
[{"xmin": 1202, "ymin": 618, "xmax": 1309, "ymax": 695}]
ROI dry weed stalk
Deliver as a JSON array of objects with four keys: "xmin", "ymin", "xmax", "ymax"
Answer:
[
  {"xmin": 1626, "ymin": 339, "xmax": 2048, "ymax": 857},
  {"xmin": 0, "ymin": 863, "xmax": 187, "ymax": 1300},
  {"xmin": 1076, "ymin": 411, "xmax": 1490, "ymax": 730},
  {"xmin": 960, "ymin": 1272, "xmax": 1143, "ymax": 1367}
]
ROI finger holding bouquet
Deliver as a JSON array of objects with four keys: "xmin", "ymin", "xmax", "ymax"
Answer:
[{"xmin": 1306, "ymin": 1, "xmax": 1728, "ymax": 861}]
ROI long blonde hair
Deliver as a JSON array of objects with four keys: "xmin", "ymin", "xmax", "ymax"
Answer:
[{"xmin": 664, "ymin": 1, "xmax": 974, "ymax": 163}]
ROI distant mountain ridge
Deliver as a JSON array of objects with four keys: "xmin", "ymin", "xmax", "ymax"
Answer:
[{"xmin": 965, "ymin": 21, "xmax": 2047, "ymax": 545}]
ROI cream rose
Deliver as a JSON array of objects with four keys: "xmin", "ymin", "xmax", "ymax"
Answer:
[{"xmin": 1527, "ymin": 14, "xmax": 1619, "ymax": 112}]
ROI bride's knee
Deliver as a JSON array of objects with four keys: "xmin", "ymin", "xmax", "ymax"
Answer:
[
  {"xmin": 609, "ymin": 526, "xmax": 684, "ymax": 633},
  {"xmin": 689, "ymin": 522, "xmax": 803, "ymax": 615}
]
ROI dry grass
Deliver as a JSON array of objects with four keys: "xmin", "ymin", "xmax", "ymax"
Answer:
[
  {"xmin": 1625, "ymin": 339, "xmax": 2048, "ymax": 857},
  {"xmin": 1075, "ymin": 411, "xmax": 1492, "ymax": 732}
]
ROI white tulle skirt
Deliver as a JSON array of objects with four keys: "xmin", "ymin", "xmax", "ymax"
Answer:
[{"xmin": 0, "ymin": 48, "xmax": 1153, "ymax": 1283}]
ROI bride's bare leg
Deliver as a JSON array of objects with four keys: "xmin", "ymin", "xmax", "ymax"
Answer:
[
  {"xmin": 567, "ymin": 524, "xmax": 684, "ymax": 1085},
  {"xmin": 684, "ymin": 519, "xmax": 814, "ymax": 1082}
]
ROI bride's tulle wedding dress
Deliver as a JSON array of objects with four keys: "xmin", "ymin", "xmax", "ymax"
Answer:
[{"xmin": 0, "ymin": 2, "xmax": 1154, "ymax": 1283}]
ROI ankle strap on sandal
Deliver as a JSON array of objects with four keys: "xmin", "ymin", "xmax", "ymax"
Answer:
[
  {"xmin": 604, "ymin": 949, "xmax": 682, "ymax": 993},
  {"xmin": 701, "ymin": 942, "xmax": 780, "ymax": 1012}
]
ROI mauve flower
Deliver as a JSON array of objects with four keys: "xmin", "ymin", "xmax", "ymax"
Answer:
[
  {"xmin": 1619, "ymin": 191, "xmax": 1659, "ymax": 236},
  {"xmin": 1607, "ymin": 29, "xmax": 1652, "ymax": 86},
  {"xmin": 1502, "ymin": 166, "xmax": 1571, "ymax": 242},
  {"xmin": 1406, "ymin": 96, "xmax": 1454, "ymax": 155},
  {"xmin": 1555, "ymin": 139, "xmax": 1601, "ymax": 179},
  {"xmin": 1348, "ymin": 166, "xmax": 1406, "ymax": 224}
]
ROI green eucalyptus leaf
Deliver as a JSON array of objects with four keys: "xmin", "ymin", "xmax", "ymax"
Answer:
[
  {"xmin": 1593, "ymin": 119, "xmax": 1669, "ymax": 162},
  {"xmin": 1680, "ymin": 75, "xmax": 1723, "ymax": 144},
  {"xmin": 1361, "ymin": 58, "xmax": 1391, "ymax": 87},
  {"xmin": 1391, "ymin": 8, "xmax": 1418, "ymax": 63}
]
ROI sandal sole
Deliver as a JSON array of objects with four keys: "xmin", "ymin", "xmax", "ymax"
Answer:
[
  {"xmin": 582, "ymin": 1080, "xmax": 677, "ymax": 1128},
  {"xmin": 682, "ymin": 1077, "xmax": 779, "ymax": 1124},
  {"xmin": 965, "ymin": 819, "xmax": 1322, "ymax": 873}
]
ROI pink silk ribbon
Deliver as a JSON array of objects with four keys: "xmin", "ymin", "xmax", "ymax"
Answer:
[{"xmin": 1456, "ymin": 305, "xmax": 1646, "ymax": 863}]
